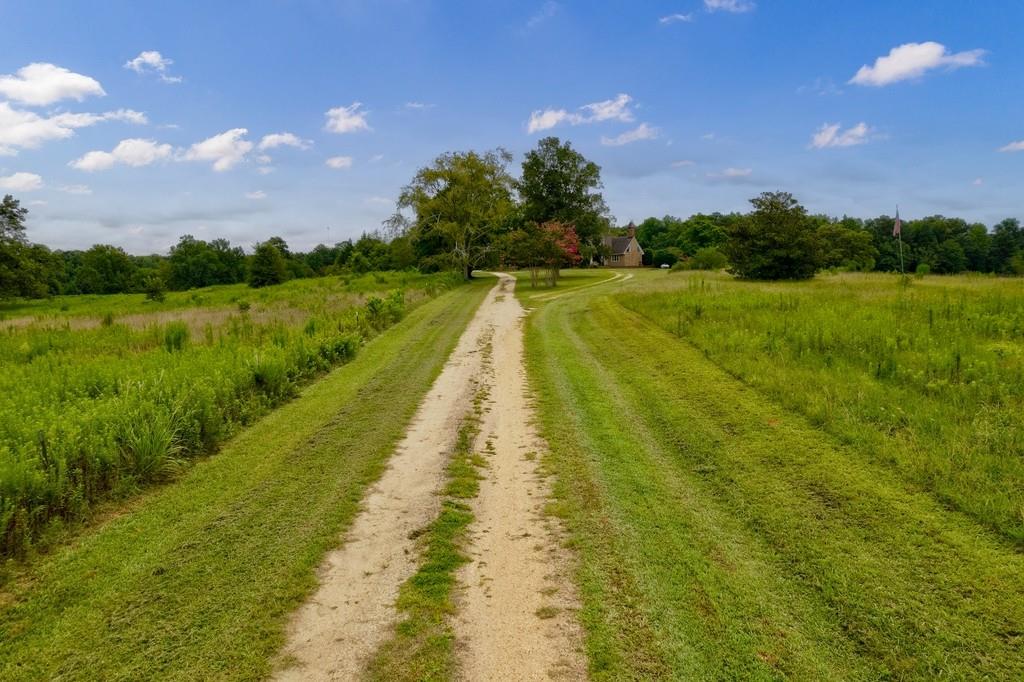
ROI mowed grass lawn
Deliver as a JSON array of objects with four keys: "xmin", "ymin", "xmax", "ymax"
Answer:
[
  {"xmin": 0, "ymin": 278, "xmax": 492, "ymax": 681},
  {"xmin": 523, "ymin": 269, "xmax": 1024, "ymax": 679}
]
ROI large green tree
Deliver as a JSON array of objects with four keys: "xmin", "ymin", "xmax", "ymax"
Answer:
[
  {"xmin": 990, "ymin": 218, "xmax": 1023, "ymax": 274},
  {"xmin": 249, "ymin": 241, "xmax": 289, "ymax": 288},
  {"xmin": 0, "ymin": 194, "xmax": 40, "ymax": 298},
  {"xmin": 75, "ymin": 244, "xmax": 138, "ymax": 294},
  {"xmin": 167, "ymin": 235, "xmax": 246, "ymax": 290},
  {"xmin": 518, "ymin": 137, "xmax": 610, "ymax": 256},
  {"xmin": 723, "ymin": 191, "xmax": 822, "ymax": 280},
  {"xmin": 398, "ymin": 148, "xmax": 516, "ymax": 279},
  {"xmin": 816, "ymin": 223, "xmax": 878, "ymax": 271}
]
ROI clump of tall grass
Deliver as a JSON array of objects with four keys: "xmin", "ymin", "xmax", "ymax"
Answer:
[
  {"xmin": 116, "ymin": 404, "xmax": 183, "ymax": 483},
  {"xmin": 163, "ymin": 321, "xmax": 189, "ymax": 352}
]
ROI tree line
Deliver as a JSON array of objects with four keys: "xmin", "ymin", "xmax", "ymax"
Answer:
[
  {"xmin": 3, "ymin": 137, "xmax": 1024, "ymax": 299},
  {"xmin": 0, "ymin": 136, "xmax": 609, "ymax": 299},
  {"xmin": 637, "ymin": 194, "xmax": 1024, "ymax": 278},
  {"xmin": 1, "ymin": 196, "xmax": 413, "ymax": 299}
]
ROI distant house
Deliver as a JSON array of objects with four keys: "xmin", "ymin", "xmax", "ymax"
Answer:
[{"xmin": 602, "ymin": 222, "xmax": 644, "ymax": 267}]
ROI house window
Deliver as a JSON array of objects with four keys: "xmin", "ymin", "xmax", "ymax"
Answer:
[{"xmin": 611, "ymin": 255, "xmax": 620, "ymax": 263}]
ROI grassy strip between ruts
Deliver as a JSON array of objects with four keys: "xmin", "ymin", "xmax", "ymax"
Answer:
[
  {"xmin": 522, "ymin": 272, "xmax": 1024, "ymax": 680},
  {"xmin": 0, "ymin": 278, "xmax": 492, "ymax": 681},
  {"xmin": 366, "ymin": 377, "xmax": 490, "ymax": 681}
]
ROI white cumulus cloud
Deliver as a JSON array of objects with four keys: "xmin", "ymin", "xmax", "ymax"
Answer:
[
  {"xmin": 70, "ymin": 138, "xmax": 173, "ymax": 171},
  {"xmin": 258, "ymin": 132, "xmax": 311, "ymax": 150},
  {"xmin": 183, "ymin": 128, "xmax": 253, "ymax": 171},
  {"xmin": 811, "ymin": 122, "xmax": 872, "ymax": 148},
  {"xmin": 671, "ymin": 159, "xmax": 696, "ymax": 167},
  {"xmin": 124, "ymin": 51, "xmax": 182, "ymax": 83},
  {"xmin": 326, "ymin": 155, "xmax": 353, "ymax": 169},
  {"xmin": 601, "ymin": 123, "xmax": 659, "ymax": 146},
  {"xmin": 59, "ymin": 184, "xmax": 92, "ymax": 195},
  {"xmin": 325, "ymin": 103, "xmax": 370, "ymax": 134},
  {"xmin": 581, "ymin": 94, "xmax": 635, "ymax": 123},
  {"xmin": 999, "ymin": 140, "xmax": 1024, "ymax": 153},
  {"xmin": 0, "ymin": 63, "xmax": 105, "ymax": 106},
  {"xmin": 707, "ymin": 167, "xmax": 752, "ymax": 180},
  {"xmin": 705, "ymin": 0, "xmax": 755, "ymax": 13},
  {"xmin": 245, "ymin": 190, "xmax": 266, "ymax": 200},
  {"xmin": 0, "ymin": 102, "xmax": 146, "ymax": 155},
  {"xmin": 527, "ymin": 109, "xmax": 581, "ymax": 134},
  {"xmin": 659, "ymin": 13, "xmax": 694, "ymax": 24},
  {"xmin": 0, "ymin": 172, "xmax": 43, "ymax": 191},
  {"xmin": 527, "ymin": 93, "xmax": 634, "ymax": 134},
  {"xmin": 850, "ymin": 42, "xmax": 985, "ymax": 87}
]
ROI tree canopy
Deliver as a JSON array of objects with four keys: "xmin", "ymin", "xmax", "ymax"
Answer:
[
  {"xmin": 168, "ymin": 235, "xmax": 247, "ymax": 290},
  {"xmin": 249, "ymin": 241, "xmax": 289, "ymax": 288},
  {"xmin": 518, "ymin": 137, "xmax": 610, "ymax": 256},
  {"xmin": 398, "ymin": 148, "xmax": 516, "ymax": 279},
  {"xmin": 723, "ymin": 192, "xmax": 822, "ymax": 280},
  {"xmin": 76, "ymin": 245, "xmax": 138, "ymax": 294},
  {"xmin": 0, "ymin": 195, "xmax": 47, "ymax": 298}
]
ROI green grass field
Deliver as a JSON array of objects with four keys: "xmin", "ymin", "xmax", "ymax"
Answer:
[
  {"xmin": 0, "ymin": 278, "xmax": 491, "ymax": 680},
  {"xmin": 0, "ymin": 271, "xmax": 459, "ymax": 559},
  {"xmin": 619, "ymin": 271, "xmax": 1024, "ymax": 544},
  {"xmin": 522, "ymin": 269, "xmax": 1024, "ymax": 679},
  {"xmin": 0, "ymin": 270, "xmax": 439, "ymax": 320},
  {"xmin": 4, "ymin": 265, "xmax": 1023, "ymax": 680}
]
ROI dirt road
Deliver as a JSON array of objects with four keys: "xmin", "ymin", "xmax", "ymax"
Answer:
[
  {"xmin": 453, "ymin": 277, "xmax": 586, "ymax": 680},
  {"xmin": 275, "ymin": 274, "xmax": 584, "ymax": 680}
]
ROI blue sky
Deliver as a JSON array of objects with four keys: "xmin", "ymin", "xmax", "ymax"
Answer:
[{"xmin": 1, "ymin": 0, "xmax": 1022, "ymax": 254}]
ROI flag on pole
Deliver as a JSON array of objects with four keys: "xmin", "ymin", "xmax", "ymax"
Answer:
[{"xmin": 892, "ymin": 208, "xmax": 902, "ymax": 237}]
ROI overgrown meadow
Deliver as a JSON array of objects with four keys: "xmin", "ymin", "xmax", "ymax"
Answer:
[
  {"xmin": 0, "ymin": 271, "xmax": 460, "ymax": 559},
  {"xmin": 619, "ymin": 272, "xmax": 1024, "ymax": 545}
]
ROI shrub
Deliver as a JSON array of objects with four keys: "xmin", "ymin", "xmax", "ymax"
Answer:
[
  {"xmin": 144, "ymin": 276, "xmax": 167, "ymax": 302},
  {"xmin": 365, "ymin": 296, "xmax": 386, "ymax": 330},
  {"xmin": 689, "ymin": 247, "xmax": 729, "ymax": 271},
  {"xmin": 652, "ymin": 248, "xmax": 684, "ymax": 268},
  {"xmin": 249, "ymin": 350, "xmax": 292, "ymax": 400},
  {"xmin": 364, "ymin": 290, "xmax": 406, "ymax": 331}
]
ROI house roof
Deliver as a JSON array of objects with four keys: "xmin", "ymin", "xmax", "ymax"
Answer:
[{"xmin": 607, "ymin": 236, "xmax": 634, "ymax": 255}]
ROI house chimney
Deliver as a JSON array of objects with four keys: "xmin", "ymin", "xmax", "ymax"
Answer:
[{"xmin": 626, "ymin": 221, "xmax": 636, "ymax": 238}]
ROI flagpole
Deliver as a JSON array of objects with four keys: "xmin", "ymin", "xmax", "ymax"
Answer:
[{"xmin": 896, "ymin": 205, "xmax": 905, "ymax": 276}]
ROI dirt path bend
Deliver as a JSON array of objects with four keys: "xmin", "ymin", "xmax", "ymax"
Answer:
[
  {"xmin": 455, "ymin": 276, "xmax": 587, "ymax": 681},
  {"xmin": 275, "ymin": 277, "xmax": 505, "ymax": 681}
]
